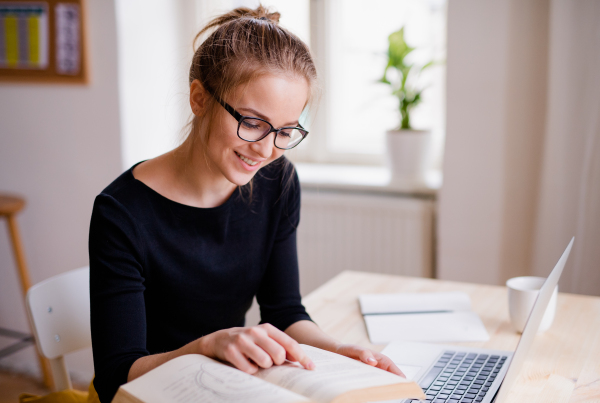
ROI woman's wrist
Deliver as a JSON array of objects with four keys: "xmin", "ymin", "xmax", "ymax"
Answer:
[{"xmin": 194, "ymin": 331, "xmax": 215, "ymax": 358}]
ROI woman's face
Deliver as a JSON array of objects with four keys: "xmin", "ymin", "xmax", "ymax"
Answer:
[{"xmin": 199, "ymin": 74, "xmax": 309, "ymax": 187}]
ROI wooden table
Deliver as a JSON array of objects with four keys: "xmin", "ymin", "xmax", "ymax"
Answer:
[{"xmin": 302, "ymin": 271, "xmax": 600, "ymax": 403}]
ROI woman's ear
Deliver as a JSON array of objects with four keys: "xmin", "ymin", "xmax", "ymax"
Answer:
[{"xmin": 190, "ymin": 79, "xmax": 209, "ymax": 116}]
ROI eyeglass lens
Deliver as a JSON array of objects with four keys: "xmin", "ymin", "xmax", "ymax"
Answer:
[{"xmin": 239, "ymin": 117, "xmax": 306, "ymax": 149}]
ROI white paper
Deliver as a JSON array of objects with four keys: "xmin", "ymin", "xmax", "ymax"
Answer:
[
  {"xmin": 359, "ymin": 293, "xmax": 489, "ymax": 344},
  {"xmin": 55, "ymin": 3, "xmax": 80, "ymax": 74}
]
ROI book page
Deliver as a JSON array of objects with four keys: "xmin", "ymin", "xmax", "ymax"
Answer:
[
  {"xmin": 255, "ymin": 345, "xmax": 422, "ymax": 403},
  {"xmin": 117, "ymin": 354, "xmax": 311, "ymax": 403}
]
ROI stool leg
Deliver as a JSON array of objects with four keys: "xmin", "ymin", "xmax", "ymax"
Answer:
[{"xmin": 6, "ymin": 214, "xmax": 54, "ymax": 389}]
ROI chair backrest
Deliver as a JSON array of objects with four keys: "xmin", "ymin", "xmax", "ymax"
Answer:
[{"xmin": 26, "ymin": 266, "xmax": 91, "ymax": 390}]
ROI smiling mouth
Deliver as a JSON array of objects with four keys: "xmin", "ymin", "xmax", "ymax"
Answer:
[{"xmin": 235, "ymin": 151, "xmax": 260, "ymax": 166}]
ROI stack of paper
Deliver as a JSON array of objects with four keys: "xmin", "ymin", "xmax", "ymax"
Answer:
[{"xmin": 359, "ymin": 292, "xmax": 490, "ymax": 344}]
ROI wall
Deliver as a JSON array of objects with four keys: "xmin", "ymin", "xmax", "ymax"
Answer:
[
  {"xmin": 116, "ymin": 0, "xmax": 196, "ymax": 169},
  {"xmin": 439, "ymin": 0, "xmax": 599, "ymax": 296},
  {"xmin": 0, "ymin": 0, "xmax": 122, "ymax": 380},
  {"xmin": 531, "ymin": 0, "xmax": 600, "ymax": 295},
  {"xmin": 438, "ymin": 0, "xmax": 549, "ymax": 285}
]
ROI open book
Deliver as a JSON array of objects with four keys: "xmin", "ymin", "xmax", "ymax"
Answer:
[{"xmin": 112, "ymin": 344, "xmax": 424, "ymax": 403}]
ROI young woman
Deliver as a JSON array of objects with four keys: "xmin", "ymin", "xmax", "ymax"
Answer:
[{"xmin": 89, "ymin": 6, "xmax": 403, "ymax": 402}]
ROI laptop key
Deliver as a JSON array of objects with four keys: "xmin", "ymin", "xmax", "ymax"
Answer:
[{"xmin": 420, "ymin": 366, "xmax": 445, "ymax": 389}]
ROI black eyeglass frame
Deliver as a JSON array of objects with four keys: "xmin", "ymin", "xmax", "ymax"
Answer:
[{"xmin": 213, "ymin": 97, "xmax": 309, "ymax": 150}]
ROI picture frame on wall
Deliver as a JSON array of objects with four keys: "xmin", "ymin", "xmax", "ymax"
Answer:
[{"xmin": 0, "ymin": 0, "xmax": 88, "ymax": 83}]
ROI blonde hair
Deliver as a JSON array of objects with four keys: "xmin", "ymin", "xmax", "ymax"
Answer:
[
  {"xmin": 184, "ymin": 5, "xmax": 318, "ymax": 202},
  {"xmin": 188, "ymin": 5, "xmax": 318, "ymax": 148}
]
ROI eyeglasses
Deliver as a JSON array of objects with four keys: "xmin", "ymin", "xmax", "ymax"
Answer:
[{"xmin": 213, "ymin": 97, "xmax": 309, "ymax": 150}]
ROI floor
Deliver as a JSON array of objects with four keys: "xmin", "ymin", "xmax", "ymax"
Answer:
[{"xmin": 0, "ymin": 370, "xmax": 86, "ymax": 403}]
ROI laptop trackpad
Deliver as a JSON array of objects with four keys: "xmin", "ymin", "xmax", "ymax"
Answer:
[
  {"xmin": 382, "ymin": 341, "xmax": 448, "ymax": 380},
  {"xmin": 396, "ymin": 364, "xmax": 422, "ymax": 381}
]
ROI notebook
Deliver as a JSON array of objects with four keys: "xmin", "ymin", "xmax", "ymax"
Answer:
[{"xmin": 359, "ymin": 292, "xmax": 490, "ymax": 344}]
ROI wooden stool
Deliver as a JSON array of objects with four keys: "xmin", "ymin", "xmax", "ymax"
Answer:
[{"xmin": 0, "ymin": 194, "xmax": 53, "ymax": 388}]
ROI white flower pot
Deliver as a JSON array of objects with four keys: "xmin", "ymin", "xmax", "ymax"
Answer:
[{"xmin": 385, "ymin": 129, "xmax": 431, "ymax": 189}]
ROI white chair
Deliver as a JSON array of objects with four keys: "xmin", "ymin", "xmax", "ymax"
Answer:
[{"xmin": 26, "ymin": 266, "xmax": 91, "ymax": 391}]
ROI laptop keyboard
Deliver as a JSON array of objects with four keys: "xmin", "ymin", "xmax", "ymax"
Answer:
[{"xmin": 405, "ymin": 351, "xmax": 508, "ymax": 403}]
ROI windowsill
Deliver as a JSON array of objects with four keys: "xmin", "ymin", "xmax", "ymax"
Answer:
[{"xmin": 295, "ymin": 163, "xmax": 442, "ymax": 198}]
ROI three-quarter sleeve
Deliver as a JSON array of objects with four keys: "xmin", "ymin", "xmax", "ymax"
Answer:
[
  {"xmin": 89, "ymin": 194, "xmax": 149, "ymax": 403},
  {"xmin": 256, "ymin": 168, "xmax": 313, "ymax": 330}
]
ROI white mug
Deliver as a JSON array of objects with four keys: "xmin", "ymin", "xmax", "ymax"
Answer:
[{"xmin": 506, "ymin": 276, "xmax": 557, "ymax": 333}]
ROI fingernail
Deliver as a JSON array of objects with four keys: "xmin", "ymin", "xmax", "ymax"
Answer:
[
  {"xmin": 367, "ymin": 357, "xmax": 377, "ymax": 363},
  {"xmin": 307, "ymin": 361, "xmax": 315, "ymax": 370}
]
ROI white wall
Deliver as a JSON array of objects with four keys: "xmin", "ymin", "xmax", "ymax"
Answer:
[
  {"xmin": 439, "ymin": 0, "xmax": 600, "ymax": 296},
  {"xmin": 0, "ymin": 0, "xmax": 122, "ymax": 381},
  {"xmin": 116, "ymin": 0, "xmax": 196, "ymax": 169},
  {"xmin": 531, "ymin": 0, "xmax": 600, "ymax": 295},
  {"xmin": 438, "ymin": 0, "xmax": 549, "ymax": 285}
]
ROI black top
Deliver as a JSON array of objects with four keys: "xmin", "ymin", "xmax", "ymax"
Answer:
[{"xmin": 89, "ymin": 158, "xmax": 311, "ymax": 403}]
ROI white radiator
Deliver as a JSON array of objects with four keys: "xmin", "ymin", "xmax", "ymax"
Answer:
[{"xmin": 297, "ymin": 190, "xmax": 435, "ymax": 295}]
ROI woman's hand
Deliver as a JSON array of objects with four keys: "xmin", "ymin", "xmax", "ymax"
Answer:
[
  {"xmin": 335, "ymin": 344, "xmax": 406, "ymax": 377},
  {"xmin": 199, "ymin": 323, "xmax": 315, "ymax": 374}
]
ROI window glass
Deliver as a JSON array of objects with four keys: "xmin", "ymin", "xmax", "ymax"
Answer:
[
  {"xmin": 264, "ymin": 0, "xmax": 310, "ymax": 45},
  {"xmin": 327, "ymin": 0, "xmax": 446, "ymax": 156}
]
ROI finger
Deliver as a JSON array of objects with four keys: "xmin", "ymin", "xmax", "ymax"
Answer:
[
  {"xmin": 336, "ymin": 345, "xmax": 370, "ymax": 362},
  {"xmin": 262, "ymin": 324, "xmax": 315, "ymax": 370},
  {"xmin": 237, "ymin": 334, "xmax": 274, "ymax": 369},
  {"xmin": 223, "ymin": 345, "xmax": 259, "ymax": 374},
  {"xmin": 358, "ymin": 349, "xmax": 378, "ymax": 366},
  {"xmin": 251, "ymin": 333, "xmax": 288, "ymax": 366},
  {"xmin": 373, "ymin": 353, "xmax": 406, "ymax": 378}
]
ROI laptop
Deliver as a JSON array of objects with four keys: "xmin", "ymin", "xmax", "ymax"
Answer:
[{"xmin": 381, "ymin": 238, "xmax": 574, "ymax": 403}]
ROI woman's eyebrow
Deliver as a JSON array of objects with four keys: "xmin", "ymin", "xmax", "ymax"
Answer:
[{"xmin": 238, "ymin": 107, "xmax": 299, "ymax": 127}]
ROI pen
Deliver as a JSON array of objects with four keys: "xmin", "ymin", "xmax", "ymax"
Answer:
[{"xmin": 362, "ymin": 310, "xmax": 453, "ymax": 316}]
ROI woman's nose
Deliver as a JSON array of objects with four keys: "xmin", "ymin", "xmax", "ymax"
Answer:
[{"xmin": 250, "ymin": 132, "xmax": 276, "ymax": 159}]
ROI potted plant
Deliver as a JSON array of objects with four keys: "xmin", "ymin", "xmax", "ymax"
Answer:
[{"xmin": 380, "ymin": 27, "xmax": 434, "ymax": 188}]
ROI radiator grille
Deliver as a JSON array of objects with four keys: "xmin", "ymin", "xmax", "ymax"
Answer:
[{"xmin": 297, "ymin": 190, "xmax": 434, "ymax": 295}]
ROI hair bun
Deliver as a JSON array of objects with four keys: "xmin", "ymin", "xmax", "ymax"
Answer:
[{"xmin": 248, "ymin": 5, "xmax": 280, "ymax": 23}]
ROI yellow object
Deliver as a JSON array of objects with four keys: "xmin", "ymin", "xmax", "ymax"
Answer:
[
  {"xmin": 28, "ymin": 16, "xmax": 39, "ymax": 64},
  {"xmin": 19, "ymin": 379, "xmax": 100, "ymax": 403},
  {"xmin": 5, "ymin": 16, "xmax": 19, "ymax": 66}
]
